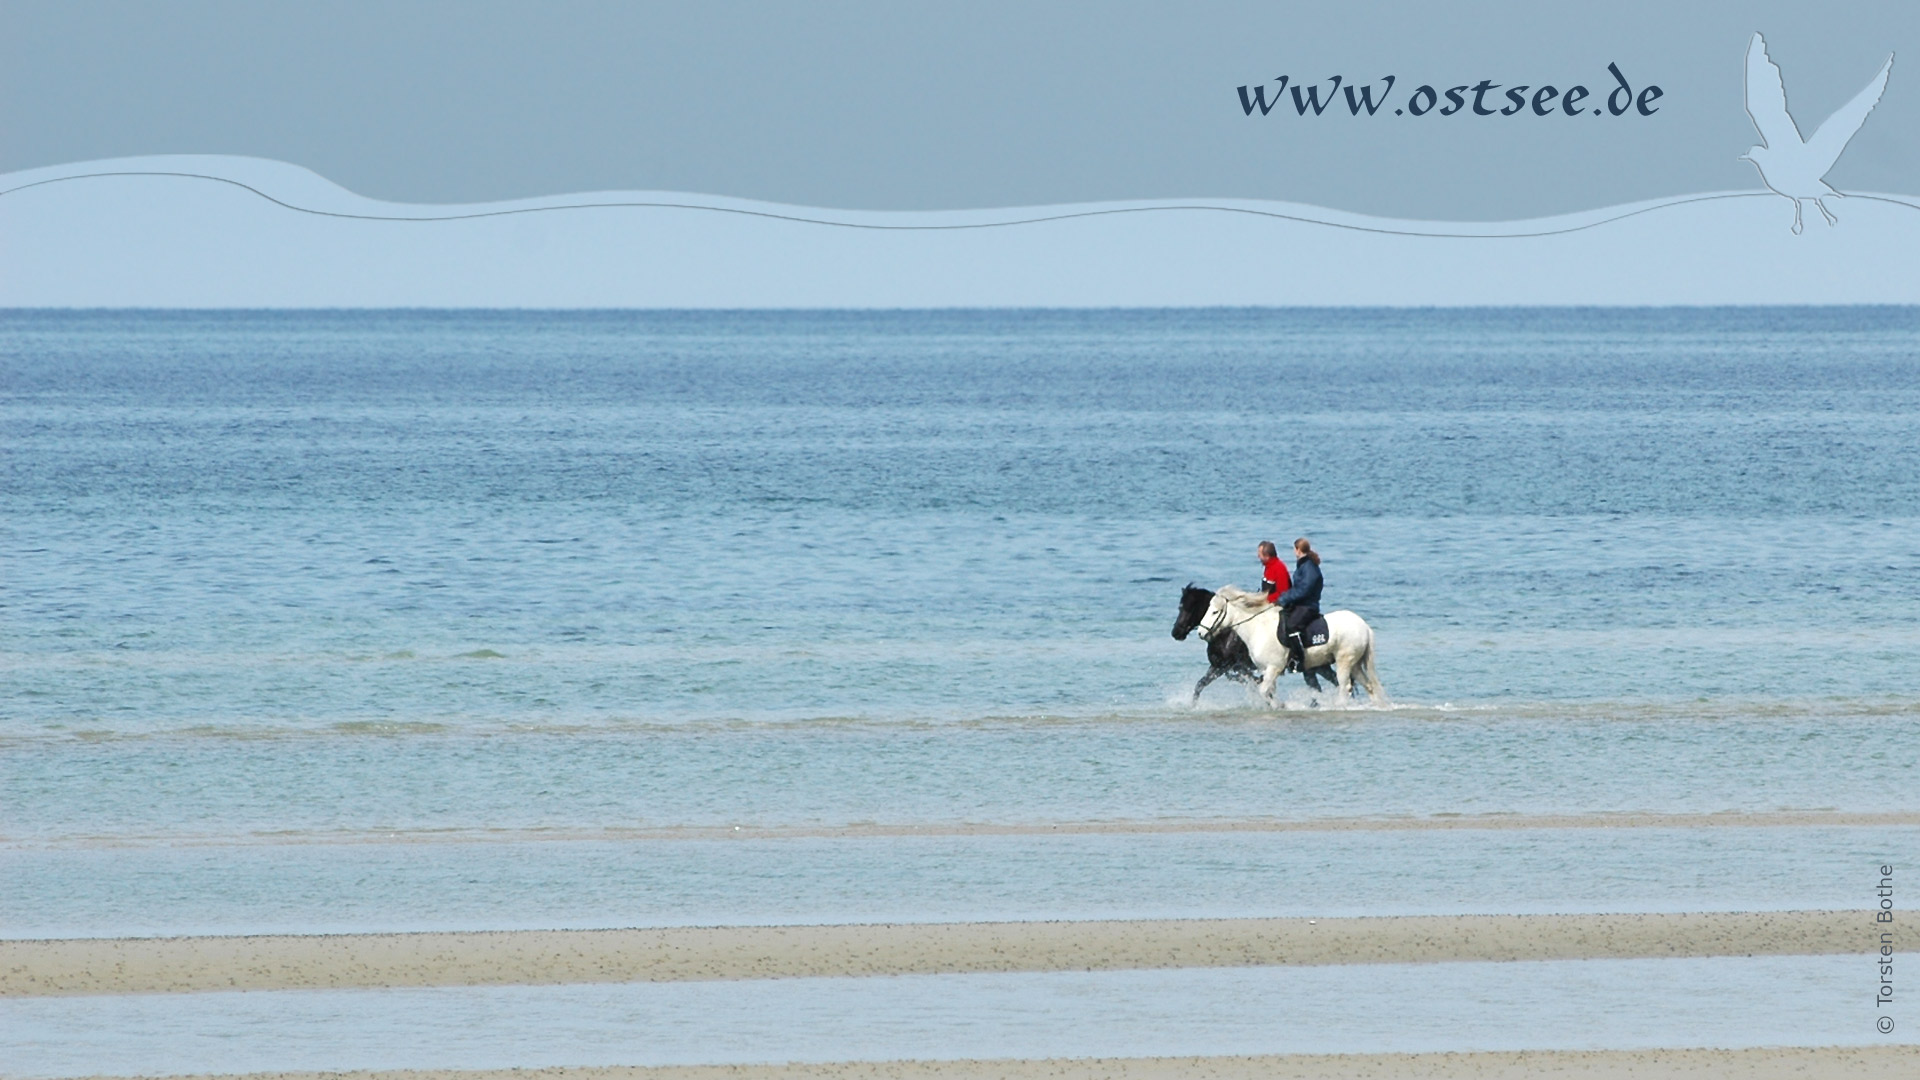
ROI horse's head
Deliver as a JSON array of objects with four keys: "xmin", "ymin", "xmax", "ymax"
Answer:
[
  {"xmin": 1196, "ymin": 593, "xmax": 1238, "ymax": 642},
  {"xmin": 1172, "ymin": 583, "xmax": 1214, "ymax": 640}
]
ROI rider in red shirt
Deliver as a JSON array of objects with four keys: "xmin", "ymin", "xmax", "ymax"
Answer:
[{"xmin": 1257, "ymin": 541, "xmax": 1291, "ymax": 604}]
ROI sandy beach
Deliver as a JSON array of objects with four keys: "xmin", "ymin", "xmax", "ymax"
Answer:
[
  {"xmin": 2, "ymin": 909, "xmax": 1878, "ymax": 997},
  {"xmin": 52, "ymin": 1046, "xmax": 1920, "ymax": 1080}
]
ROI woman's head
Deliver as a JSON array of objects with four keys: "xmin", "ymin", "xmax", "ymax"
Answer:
[
  {"xmin": 1257, "ymin": 541, "xmax": 1277, "ymax": 560},
  {"xmin": 1294, "ymin": 538, "xmax": 1320, "ymax": 565}
]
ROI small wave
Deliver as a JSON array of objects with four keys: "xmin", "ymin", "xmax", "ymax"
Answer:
[
  {"xmin": 453, "ymin": 649, "xmax": 507, "ymax": 659},
  {"xmin": 329, "ymin": 721, "xmax": 451, "ymax": 736}
]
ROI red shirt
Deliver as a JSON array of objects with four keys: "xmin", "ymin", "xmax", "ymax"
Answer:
[{"xmin": 1262, "ymin": 556, "xmax": 1291, "ymax": 603}]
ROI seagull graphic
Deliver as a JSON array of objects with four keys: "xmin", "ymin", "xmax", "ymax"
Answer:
[{"xmin": 1742, "ymin": 32, "xmax": 1894, "ymax": 234}]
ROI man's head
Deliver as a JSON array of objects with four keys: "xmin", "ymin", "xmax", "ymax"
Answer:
[{"xmin": 1257, "ymin": 541, "xmax": 1277, "ymax": 561}]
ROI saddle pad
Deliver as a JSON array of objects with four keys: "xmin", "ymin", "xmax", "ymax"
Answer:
[{"xmin": 1296, "ymin": 616, "xmax": 1330, "ymax": 649}]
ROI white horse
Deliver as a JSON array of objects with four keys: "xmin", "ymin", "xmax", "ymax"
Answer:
[{"xmin": 1196, "ymin": 586, "xmax": 1386, "ymax": 706}]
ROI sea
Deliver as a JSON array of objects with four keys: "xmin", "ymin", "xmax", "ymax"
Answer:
[{"xmin": 3, "ymin": 308, "xmax": 1917, "ymax": 1068}]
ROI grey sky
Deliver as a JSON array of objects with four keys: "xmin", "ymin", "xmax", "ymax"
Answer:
[{"xmin": 3, "ymin": 1, "xmax": 1914, "ymax": 218}]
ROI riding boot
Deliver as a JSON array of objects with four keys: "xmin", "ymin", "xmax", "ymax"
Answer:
[{"xmin": 1280, "ymin": 605, "xmax": 1317, "ymax": 677}]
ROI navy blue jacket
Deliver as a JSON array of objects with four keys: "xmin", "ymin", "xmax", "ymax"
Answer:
[{"xmin": 1275, "ymin": 557, "xmax": 1322, "ymax": 610}]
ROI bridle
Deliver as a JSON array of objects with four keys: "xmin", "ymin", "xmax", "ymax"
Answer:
[{"xmin": 1195, "ymin": 597, "xmax": 1268, "ymax": 642}]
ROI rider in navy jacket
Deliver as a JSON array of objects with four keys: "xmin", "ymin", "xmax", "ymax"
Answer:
[
  {"xmin": 1275, "ymin": 556, "xmax": 1322, "ymax": 611},
  {"xmin": 1275, "ymin": 539, "xmax": 1323, "ymax": 670}
]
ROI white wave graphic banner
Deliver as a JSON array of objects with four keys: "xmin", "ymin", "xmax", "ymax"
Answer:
[{"xmin": 4, "ymin": 156, "xmax": 1918, "ymax": 306}]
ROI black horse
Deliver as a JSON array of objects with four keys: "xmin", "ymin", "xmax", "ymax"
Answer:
[{"xmin": 1171, "ymin": 584, "xmax": 1339, "ymax": 700}]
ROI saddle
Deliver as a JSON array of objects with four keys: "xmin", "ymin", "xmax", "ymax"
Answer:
[
  {"xmin": 1283, "ymin": 615, "xmax": 1330, "ymax": 652},
  {"xmin": 1277, "ymin": 613, "xmax": 1329, "ymax": 678}
]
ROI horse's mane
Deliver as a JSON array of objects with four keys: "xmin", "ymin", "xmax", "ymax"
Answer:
[{"xmin": 1213, "ymin": 584, "xmax": 1270, "ymax": 611}]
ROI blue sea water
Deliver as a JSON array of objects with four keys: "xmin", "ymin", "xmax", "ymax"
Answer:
[{"xmin": 3, "ymin": 308, "xmax": 1919, "ymax": 939}]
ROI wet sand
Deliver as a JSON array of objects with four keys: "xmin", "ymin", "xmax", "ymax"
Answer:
[
  {"xmin": 2, "ymin": 909, "xmax": 1878, "ymax": 997},
  {"xmin": 53, "ymin": 1046, "xmax": 1920, "ymax": 1080}
]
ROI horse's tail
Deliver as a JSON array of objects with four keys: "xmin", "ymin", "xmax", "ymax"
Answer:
[{"xmin": 1355, "ymin": 625, "xmax": 1387, "ymax": 704}]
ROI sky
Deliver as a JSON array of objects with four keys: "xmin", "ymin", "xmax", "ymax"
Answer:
[
  {"xmin": 3, "ymin": 1, "xmax": 1914, "ymax": 218},
  {"xmin": 2, "ymin": 1, "xmax": 1915, "ymax": 305}
]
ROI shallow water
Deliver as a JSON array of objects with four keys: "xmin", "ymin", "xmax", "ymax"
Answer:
[
  {"xmin": 0, "ymin": 955, "xmax": 1880, "ymax": 1076},
  {"xmin": 4, "ymin": 309, "xmax": 1918, "ymax": 942},
  {"xmin": 6, "ymin": 826, "xmax": 1913, "ymax": 939},
  {"xmin": 4, "ymin": 708, "xmax": 1914, "ymax": 844}
]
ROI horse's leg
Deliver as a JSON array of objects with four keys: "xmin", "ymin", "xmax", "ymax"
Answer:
[
  {"xmin": 1258, "ymin": 665, "xmax": 1281, "ymax": 706},
  {"xmin": 1302, "ymin": 667, "xmax": 1323, "ymax": 691},
  {"xmin": 1193, "ymin": 667, "xmax": 1221, "ymax": 703},
  {"xmin": 1335, "ymin": 654, "xmax": 1355, "ymax": 701}
]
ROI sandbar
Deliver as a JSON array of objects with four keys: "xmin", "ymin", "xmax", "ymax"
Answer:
[{"xmin": 1, "ymin": 909, "xmax": 1879, "ymax": 997}]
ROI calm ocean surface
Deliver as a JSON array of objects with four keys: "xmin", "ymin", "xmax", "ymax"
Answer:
[{"xmin": 4, "ymin": 308, "xmax": 1918, "ymax": 937}]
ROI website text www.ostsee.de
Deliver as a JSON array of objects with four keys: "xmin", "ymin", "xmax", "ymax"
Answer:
[{"xmin": 1237, "ymin": 63, "xmax": 1662, "ymax": 119}]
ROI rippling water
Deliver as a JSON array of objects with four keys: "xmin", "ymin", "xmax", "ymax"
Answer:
[{"xmin": 4, "ymin": 308, "xmax": 1918, "ymax": 935}]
